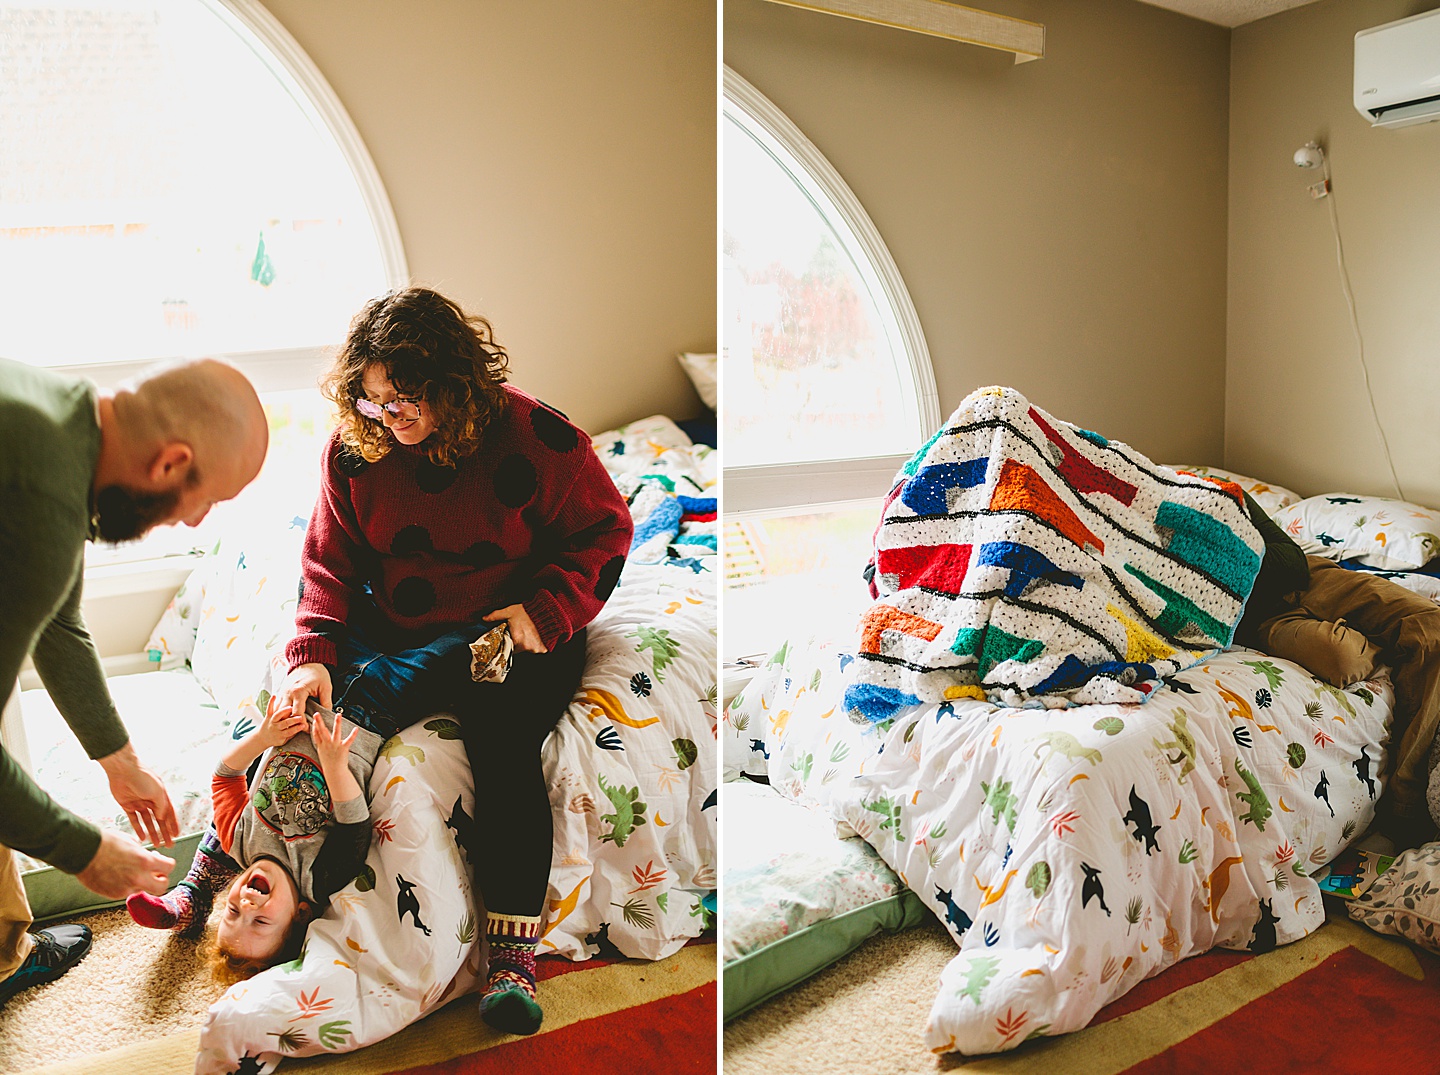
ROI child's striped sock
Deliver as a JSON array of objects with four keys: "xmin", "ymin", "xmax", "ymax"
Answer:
[
  {"xmin": 126, "ymin": 841, "xmax": 237, "ymax": 937},
  {"xmin": 478, "ymin": 911, "xmax": 543, "ymax": 1035}
]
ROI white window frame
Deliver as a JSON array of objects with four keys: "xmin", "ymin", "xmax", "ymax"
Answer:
[
  {"xmin": 37, "ymin": 0, "xmax": 409, "ymax": 394},
  {"xmin": 722, "ymin": 66, "xmax": 939, "ymax": 515}
]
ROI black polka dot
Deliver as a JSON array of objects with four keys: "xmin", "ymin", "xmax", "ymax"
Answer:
[
  {"xmin": 462, "ymin": 541, "xmax": 505, "ymax": 568},
  {"xmin": 494, "ymin": 454, "xmax": 537, "ymax": 507},
  {"xmin": 415, "ymin": 459, "xmax": 458, "ymax": 494},
  {"xmin": 531, "ymin": 405, "xmax": 579, "ymax": 453},
  {"xmin": 595, "ymin": 555, "xmax": 625, "ymax": 600},
  {"xmin": 335, "ymin": 449, "xmax": 368, "ymax": 477},
  {"xmin": 391, "ymin": 525, "xmax": 433, "ymax": 557},
  {"xmin": 391, "ymin": 576, "xmax": 436, "ymax": 617}
]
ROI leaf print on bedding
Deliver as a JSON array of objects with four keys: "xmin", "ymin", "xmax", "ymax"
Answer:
[
  {"xmin": 424, "ymin": 718, "xmax": 461, "ymax": 740},
  {"xmin": 268, "ymin": 1027, "xmax": 309, "ymax": 1052}
]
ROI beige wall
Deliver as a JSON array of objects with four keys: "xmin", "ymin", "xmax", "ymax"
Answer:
[
  {"xmin": 260, "ymin": 0, "xmax": 716, "ymax": 435},
  {"xmin": 724, "ymin": 0, "xmax": 1230, "ymax": 464},
  {"xmin": 1229, "ymin": 0, "xmax": 1440, "ymax": 504}
]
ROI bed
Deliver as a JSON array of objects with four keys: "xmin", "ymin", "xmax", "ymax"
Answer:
[
  {"xmin": 721, "ymin": 389, "xmax": 1440, "ymax": 1055},
  {"xmin": 18, "ymin": 413, "xmax": 716, "ymax": 1074}
]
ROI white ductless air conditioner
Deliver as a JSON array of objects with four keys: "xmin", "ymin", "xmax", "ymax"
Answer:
[{"xmin": 1355, "ymin": 8, "xmax": 1440, "ymax": 129}]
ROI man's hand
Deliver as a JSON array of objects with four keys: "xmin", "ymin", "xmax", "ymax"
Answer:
[
  {"xmin": 483, "ymin": 604, "xmax": 547, "ymax": 653},
  {"xmin": 75, "ymin": 829, "xmax": 174, "ymax": 899},
  {"xmin": 282, "ymin": 663, "xmax": 333, "ymax": 717},
  {"xmin": 98, "ymin": 743, "xmax": 179, "ymax": 848}
]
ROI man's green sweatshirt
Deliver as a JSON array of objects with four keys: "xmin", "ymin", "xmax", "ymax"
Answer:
[{"xmin": 0, "ymin": 359, "xmax": 130, "ymax": 874}]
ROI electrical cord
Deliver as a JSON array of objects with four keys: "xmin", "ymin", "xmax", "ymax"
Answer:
[{"xmin": 1321, "ymin": 154, "xmax": 1406, "ymax": 501}]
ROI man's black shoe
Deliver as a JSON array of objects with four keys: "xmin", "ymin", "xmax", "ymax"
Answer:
[{"xmin": 0, "ymin": 924, "xmax": 93, "ymax": 1004}]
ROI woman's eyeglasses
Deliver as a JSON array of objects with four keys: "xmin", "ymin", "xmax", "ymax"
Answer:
[{"xmin": 355, "ymin": 397, "xmax": 422, "ymax": 421}]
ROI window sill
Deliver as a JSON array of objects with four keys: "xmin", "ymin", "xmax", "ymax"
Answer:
[{"xmin": 82, "ymin": 553, "xmax": 203, "ymax": 601}]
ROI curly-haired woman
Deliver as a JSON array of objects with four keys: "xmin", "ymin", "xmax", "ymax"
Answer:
[{"xmin": 273, "ymin": 287, "xmax": 631, "ymax": 1033}]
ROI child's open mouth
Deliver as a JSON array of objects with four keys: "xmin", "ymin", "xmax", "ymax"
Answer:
[{"xmin": 246, "ymin": 874, "xmax": 271, "ymax": 895}]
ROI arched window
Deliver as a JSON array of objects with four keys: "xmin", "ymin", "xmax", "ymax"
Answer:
[
  {"xmin": 723, "ymin": 67, "xmax": 938, "ymax": 659},
  {"xmin": 0, "ymin": 0, "xmax": 406, "ymax": 561}
]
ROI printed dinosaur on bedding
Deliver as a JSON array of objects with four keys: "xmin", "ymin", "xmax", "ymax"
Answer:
[
  {"xmin": 1153, "ymin": 710, "xmax": 1197, "ymax": 784},
  {"xmin": 1233, "ymin": 756, "xmax": 1272, "ymax": 831},
  {"xmin": 597, "ymin": 773, "xmax": 648, "ymax": 847}
]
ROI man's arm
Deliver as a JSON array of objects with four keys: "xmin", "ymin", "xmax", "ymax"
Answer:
[
  {"xmin": 30, "ymin": 570, "xmax": 179, "ymax": 847},
  {"xmin": 0, "ymin": 742, "xmax": 172, "ymax": 897},
  {"xmin": 1235, "ymin": 490, "xmax": 1311, "ymax": 644},
  {"xmin": 0, "ymin": 741, "xmax": 101, "ymax": 874},
  {"xmin": 0, "ymin": 489, "xmax": 176, "ymax": 891},
  {"xmin": 29, "ymin": 570, "xmax": 129, "ymax": 760},
  {"xmin": 1244, "ymin": 491, "xmax": 1309, "ymax": 597},
  {"xmin": 0, "ymin": 491, "xmax": 111, "ymax": 870}
]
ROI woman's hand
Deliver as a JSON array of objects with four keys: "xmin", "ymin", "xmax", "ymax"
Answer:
[
  {"xmin": 483, "ymin": 604, "xmax": 547, "ymax": 653},
  {"xmin": 259, "ymin": 696, "xmax": 309, "ymax": 750},
  {"xmin": 283, "ymin": 662, "xmax": 333, "ymax": 716}
]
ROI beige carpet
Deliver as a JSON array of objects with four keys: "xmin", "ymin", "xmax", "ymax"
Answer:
[
  {"xmin": 0, "ymin": 905, "xmax": 220, "ymax": 1074},
  {"xmin": 724, "ymin": 920, "xmax": 963, "ymax": 1075},
  {"xmin": 0, "ymin": 906, "xmax": 718, "ymax": 1075}
]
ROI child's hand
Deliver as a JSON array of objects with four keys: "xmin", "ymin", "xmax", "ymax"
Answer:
[
  {"xmin": 259, "ymin": 696, "xmax": 309, "ymax": 749},
  {"xmin": 311, "ymin": 709, "xmax": 360, "ymax": 776}
]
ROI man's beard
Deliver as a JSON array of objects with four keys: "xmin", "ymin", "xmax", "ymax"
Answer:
[{"xmin": 93, "ymin": 484, "xmax": 181, "ymax": 544}]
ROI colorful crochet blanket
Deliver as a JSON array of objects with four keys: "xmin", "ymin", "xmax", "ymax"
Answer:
[{"xmin": 844, "ymin": 387, "xmax": 1265, "ymax": 722}]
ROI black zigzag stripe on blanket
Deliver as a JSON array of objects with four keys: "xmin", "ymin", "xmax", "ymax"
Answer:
[{"xmin": 845, "ymin": 386, "xmax": 1264, "ymax": 722}]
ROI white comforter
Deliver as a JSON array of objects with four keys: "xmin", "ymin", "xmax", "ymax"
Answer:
[{"xmin": 726, "ymin": 641, "xmax": 1392, "ymax": 1055}]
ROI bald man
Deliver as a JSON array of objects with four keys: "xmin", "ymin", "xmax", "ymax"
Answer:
[{"xmin": 0, "ymin": 355, "xmax": 267, "ymax": 1004}]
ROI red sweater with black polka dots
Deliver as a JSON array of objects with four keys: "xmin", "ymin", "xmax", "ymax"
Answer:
[{"xmin": 285, "ymin": 386, "xmax": 633, "ymax": 669}]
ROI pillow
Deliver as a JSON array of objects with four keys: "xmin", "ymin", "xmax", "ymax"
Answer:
[
  {"xmin": 1272, "ymin": 494, "xmax": 1440, "ymax": 571},
  {"xmin": 1347, "ymin": 842, "xmax": 1440, "ymax": 953},
  {"xmin": 723, "ymin": 779, "xmax": 927, "ymax": 1022},
  {"xmin": 589, "ymin": 414, "xmax": 697, "ymax": 483},
  {"xmin": 1172, "ymin": 465, "xmax": 1301, "ymax": 517},
  {"xmin": 1345, "ymin": 567, "xmax": 1440, "ymax": 605},
  {"xmin": 188, "ymin": 516, "xmax": 309, "ymax": 724},
  {"xmin": 677, "ymin": 351, "xmax": 717, "ymax": 411},
  {"xmin": 144, "ymin": 550, "xmax": 219, "ymax": 670},
  {"xmin": 722, "ymin": 636, "xmax": 886, "ymax": 811}
]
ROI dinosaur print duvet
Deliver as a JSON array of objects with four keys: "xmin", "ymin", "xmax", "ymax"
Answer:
[
  {"xmin": 196, "ymin": 416, "xmax": 716, "ymax": 1074},
  {"xmin": 726, "ymin": 641, "xmax": 1393, "ymax": 1055}
]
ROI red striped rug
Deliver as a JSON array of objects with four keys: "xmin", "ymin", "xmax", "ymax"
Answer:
[
  {"xmin": 385, "ymin": 945, "xmax": 717, "ymax": 1075},
  {"xmin": 963, "ymin": 910, "xmax": 1439, "ymax": 1074}
]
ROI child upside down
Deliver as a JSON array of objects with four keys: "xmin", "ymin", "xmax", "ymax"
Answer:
[{"xmin": 127, "ymin": 696, "xmax": 380, "ymax": 977}]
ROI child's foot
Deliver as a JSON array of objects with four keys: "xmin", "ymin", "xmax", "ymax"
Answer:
[
  {"xmin": 479, "ymin": 979, "xmax": 542, "ymax": 1035},
  {"xmin": 479, "ymin": 911, "xmax": 543, "ymax": 1035},
  {"xmin": 126, "ymin": 885, "xmax": 208, "ymax": 936}
]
